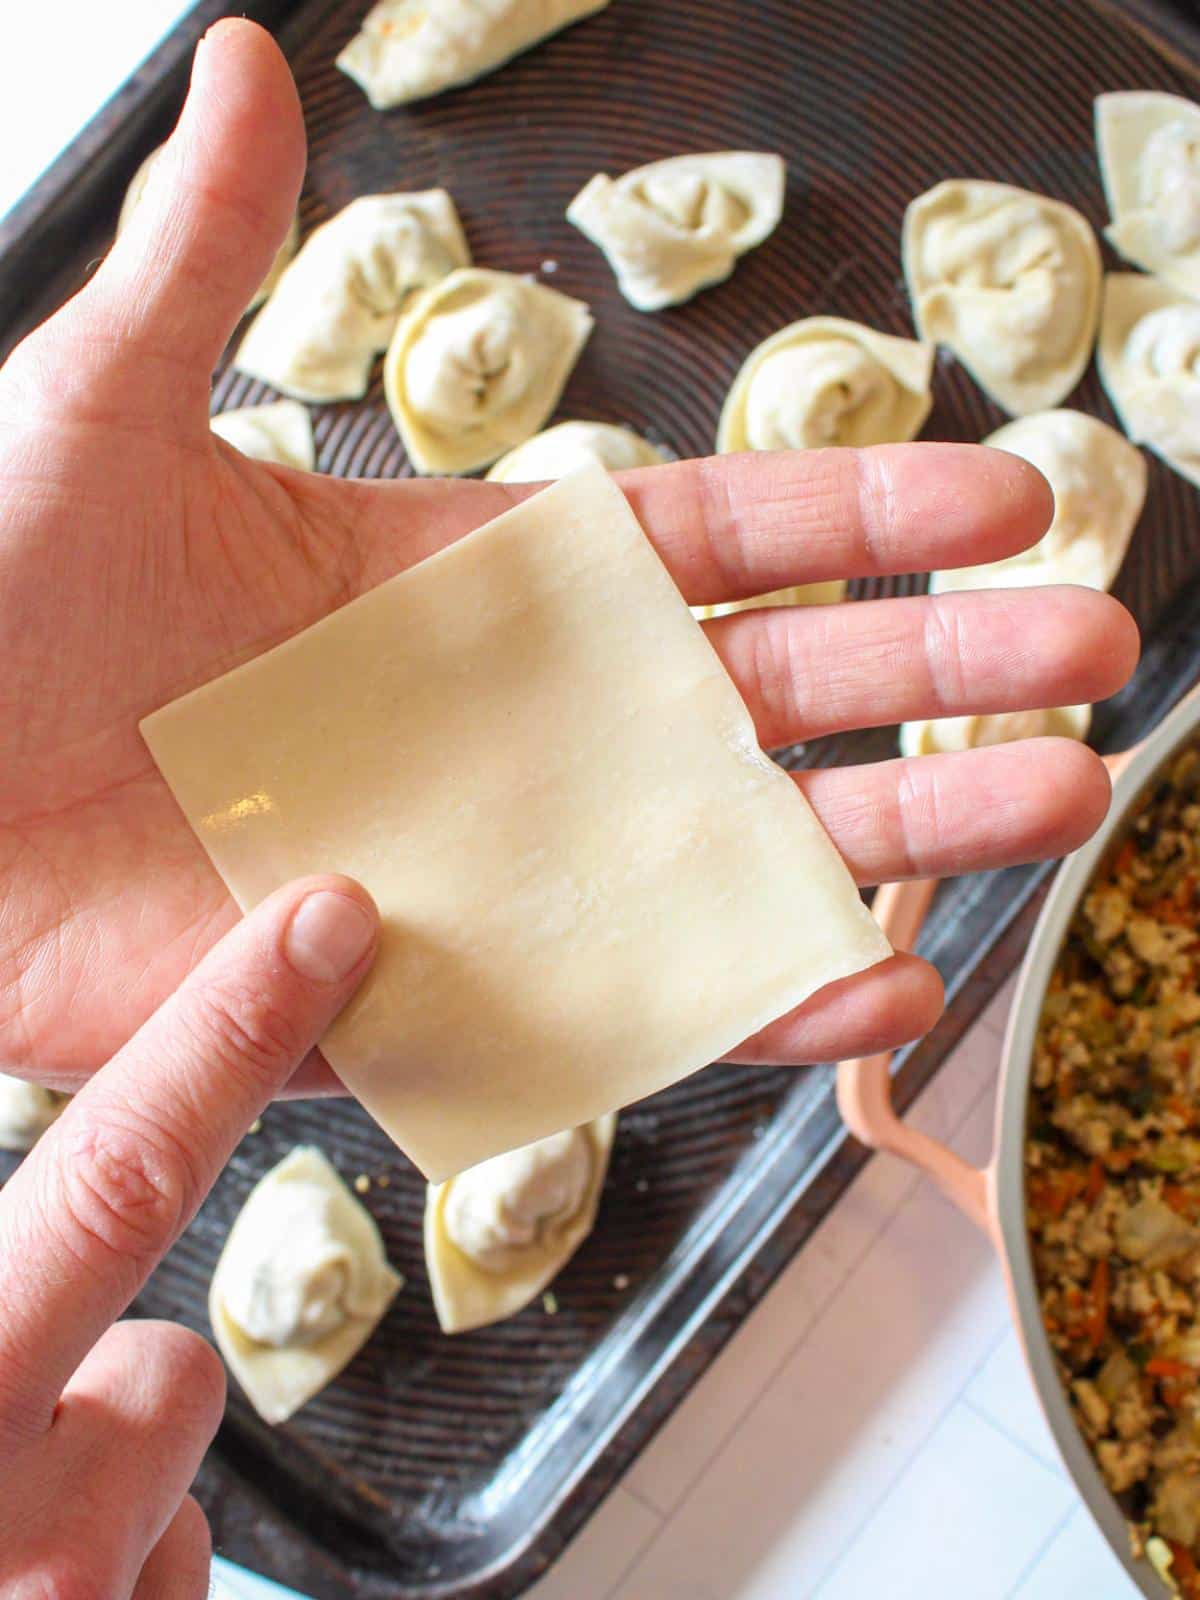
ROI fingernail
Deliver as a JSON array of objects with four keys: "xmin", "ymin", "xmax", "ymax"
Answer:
[{"xmin": 285, "ymin": 892, "xmax": 376, "ymax": 983}]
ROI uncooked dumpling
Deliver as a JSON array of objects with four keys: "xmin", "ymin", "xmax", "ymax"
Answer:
[
  {"xmin": 717, "ymin": 317, "xmax": 933, "ymax": 453},
  {"xmin": 211, "ymin": 401, "xmax": 315, "ymax": 472},
  {"xmin": 900, "ymin": 706, "xmax": 1092, "ymax": 757},
  {"xmin": 486, "ymin": 420, "xmax": 666, "ymax": 481},
  {"xmin": 338, "ymin": 0, "xmax": 610, "ymax": 109},
  {"xmin": 567, "ymin": 152, "xmax": 785, "ymax": 311},
  {"xmin": 0, "ymin": 1074, "xmax": 67, "ymax": 1153},
  {"xmin": 903, "ymin": 180, "xmax": 1101, "ymax": 415},
  {"xmin": 1096, "ymin": 91, "xmax": 1200, "ymax": 299},
  {"xmin": 118, "ymin": 145, "xmax": 298, "ymax": 314},
  {"xmin": 934, "ymin": 410, "xmax": 1146, "ymax": 595},
  {"xmin": 235, "ymin": 192, "xmax": 470, "ymax": 403},
  {"xmin": 209, "ymin": 1146, "xmax": 402, "ymax": 1425},
  {"xmin": 902, "ymin": 409, "xmax": 1145, "ymax": 757},
  {"xmin": 1097, "ymin": 272, "xmax": 1200, "ymax": 490},
  {"xmin": 426, "ymin": 1117, "xmax": 615, "ymax": 1333},
  {"xmin": 384, "ymin": 268, "xmax": 593, "ymax": 474}
]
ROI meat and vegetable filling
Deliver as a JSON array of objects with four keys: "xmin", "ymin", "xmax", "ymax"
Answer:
[{"xmin": 1028, "ymin": 745, "xmax": 1200, "ymax": 1596}]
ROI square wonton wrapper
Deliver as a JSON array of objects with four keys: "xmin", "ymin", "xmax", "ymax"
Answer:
[{"xmin": 141, "ymin": 468, "xmax": 889, "ymax": 1181}]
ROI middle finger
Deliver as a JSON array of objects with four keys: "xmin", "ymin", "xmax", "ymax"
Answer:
[{"xmin": 707, "ymin": 584, "xmax": 1139, "ymax": 749}]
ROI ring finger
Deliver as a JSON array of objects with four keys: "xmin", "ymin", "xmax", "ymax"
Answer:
[{"xmin": 799, "ymin": 735, "xmax": 1112, "ymax": 887}]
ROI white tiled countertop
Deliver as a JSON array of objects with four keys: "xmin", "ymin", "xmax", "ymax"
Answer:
[
  {"xmin": 528, "ymin": 980, "xmax": 1138, "ymax": 1600},
  {"xmin": 1, "ymin": 11, "xmax": 1146, "ymax": 1599}
]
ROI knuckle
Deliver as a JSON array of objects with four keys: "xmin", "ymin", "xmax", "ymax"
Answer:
[
  {"xmin": 892, "ymin": 761, "xmax": 930, "ymax": 878},
  {"xmin": 695, "ymin": 455, "xmax": 756, "ymax": 596},
  {"xmin": 921, "ymin": 597, "xmax": 970, "ymax": 709},
  {"xmin": 750, "ymin": 611, "xmax": 805, "ymax": 741},
  {"xmin": 850, "ymin": 447, "xmax": 897, "ymax": 566},
  {"xmin": 49, "ymin": 1112, "xmax": 194, "ymax": 1275}
]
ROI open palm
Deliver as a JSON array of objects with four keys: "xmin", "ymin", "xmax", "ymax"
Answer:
[{"xmin": 0, "ymin": 20, "xmax": 1136, "ymax": 1095}]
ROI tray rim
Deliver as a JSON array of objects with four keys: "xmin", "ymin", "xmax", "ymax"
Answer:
[{"xmin": 2, "ymin": 1, "xmax": 1199, "ymax": 1595}]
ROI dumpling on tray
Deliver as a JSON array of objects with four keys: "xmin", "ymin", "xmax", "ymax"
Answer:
[
  {"xmin": 0, "ymin": 1073, "xmax": 67, "ymax": 1154},
  {"xmin": 486, "ymin": 420, "xmax": 667, "ymax": 481},
  {"xmin": 384, "ymin": 268, "xmax": 593, "ymax": 474},
  {"xmin": 426, "ymin": 1118, "xmax": 616, "ymax": 1333},
  {"xmin": 337, "ymin": 0, "xmax": 611, "ymax": 109},
  {"xmin": 902, "ymin": 408, "xmax": 1146, "ymax": 757},
  {"xmin": 717, "ymin": 316, "xmax": 933, "ymax": 454},
  {"xmin": 1098, "ymin": 271, "xmax": 1200, "ymax": 491},
  {"xmin": 211, "ymin": 401, "xmax": 315, "ymax": 472},
  {"xmin": 1096, "ymin": 91, "xmax": 1200, "ymax": 299},
  {"xmin": 209, "ymin": 1146, "xmax": 402, "ymax": 1425},
  {"xmin": 235, "ymin": 192, "xmax": 470, "ymax": 404},
  {"xmin": 567, "ymin": 152, "xmax": 786, "ymax": 311},
  {"xmin": 901, "ymin": 704, "xmax": 1094, "ymax": 757},
  {"xmin": 902, "ymin": 179, "xmax": 1101, "ymax": 415}
]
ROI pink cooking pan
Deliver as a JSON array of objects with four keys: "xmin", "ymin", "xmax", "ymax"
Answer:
[{"xmin": 838, "ymin": 684, "xmax": 1200, "ymax": 1598}]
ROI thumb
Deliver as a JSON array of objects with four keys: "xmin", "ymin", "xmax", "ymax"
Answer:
[{"xmin": 72, "ymin": 19, "xmax": 305, "ymax": 421}]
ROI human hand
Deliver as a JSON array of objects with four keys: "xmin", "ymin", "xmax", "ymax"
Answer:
[
  {"xmin": 0, "ymin": 21, "xmax": 1136, "ymax": 1095},
  {"xmin": 0, "ymin": 874, "xmax": 378, "ymax": 1596}
]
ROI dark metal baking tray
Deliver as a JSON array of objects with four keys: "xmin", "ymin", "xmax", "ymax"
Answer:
[{"xmin": 2, "ymin": 1, "xmax": 1199, "ymax": 1595}]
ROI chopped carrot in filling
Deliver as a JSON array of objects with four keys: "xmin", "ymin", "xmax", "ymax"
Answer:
[{"xmin": 1028, "ymin": 745, "xmax": 1200, "ymax": 1571}]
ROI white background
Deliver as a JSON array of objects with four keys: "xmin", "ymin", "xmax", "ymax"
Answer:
[
  {"xmin": 0, "ymin": 5, "xmax": 1150, "ymax": 1597},
  {"xmin": 0, "ymin": 3, "xmax": 192, "ymax": 221}
]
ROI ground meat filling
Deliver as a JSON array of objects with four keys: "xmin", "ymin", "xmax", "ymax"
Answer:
[{"xmin": 1028, "ymin": 746, "xmax": 1200, "ymax": 1596}]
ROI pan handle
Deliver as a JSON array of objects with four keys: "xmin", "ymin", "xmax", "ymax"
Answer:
[
  {"xmin": 1102, "ymin": 676, "xmax": 1200, "ymax": 783},
  {"xmin": 839, "ymin": 693, "xmax": 1200, "ymax": 1235},
  {"xmin": 836, "ymin": 878, "xmax": 995, "ymax": 1237}
]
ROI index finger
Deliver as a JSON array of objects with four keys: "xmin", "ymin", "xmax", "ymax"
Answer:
[
  {"xmin": 617, "ymin": 443, "xmax": 1055, "ymax": 605},
  {"xmin": 0, "ymin": 875, "xmax": 378, "ymax": 1435},
  {"xmin": 319, "ymin": 443, "xmax": 1055, "ymax": 607}
]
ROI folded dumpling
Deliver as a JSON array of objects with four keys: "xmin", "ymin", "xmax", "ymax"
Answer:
[
  {"xmin": 903, "ymin": 180, "xmax": 1101, "ymax": 415},
  {"xmin": 118, "ymin": 145, "xmax": 299, "ymax": 315},
  {"xmin": 211, "ymin": 401, "xmax": 315, "ymax": 472},
  {"xmin": 338, "ymin": 0, "xmax": 611, "ymax": 109},
  {"xmin": 0, "ymin": 1074, "xmax": 67, "ymax": 1153},
  {"xmin": 717, "ymin": 317, "xmax": 933, "ymax": 453},
  {"xmin": 425, "ymin": 1118, "xmax": 615, "ymax": 1333},
  {"xmin": 1096, "ymin": 91, "xmax": 1200, "ymax": 299},
  {"xmin": 209, "ymin": 1146, "xmax": 402, "ymax": 1425},
  {"xmin": 384, "ymin": 268, "xmax": 593, "ymax": 474},
  {"xmin": 235, "ymin": 192, "xmax": 470, "ymax": 403},
  {"xmin": 1097, "ymin": 271, "xmax": 1200, "ymax": 490},
  {"xmin": 567, "ymin": 152, "xmax": 785, "ymax": 311},
  {"xmin": 486, "ymin": 419, "xmax": 666, "ymax": 481},
  {"xmin": 902, "ymin": 408, "xmax": 1145, "ymax": 757},
  {"xmin": 900, "ymin": 706, "xmax": 1092, "ymax": 757}
]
